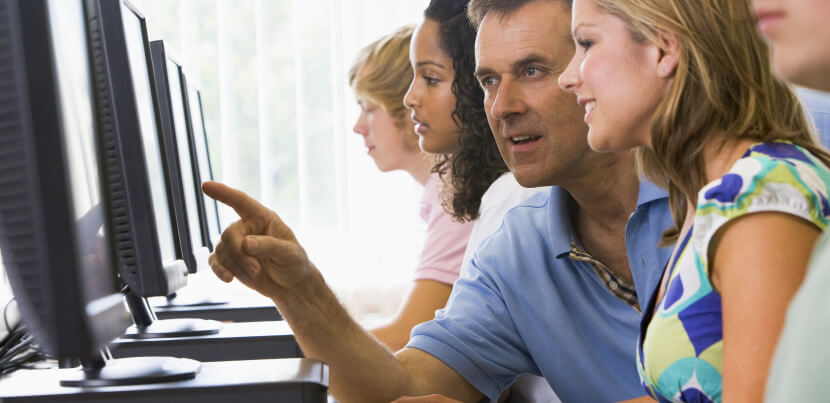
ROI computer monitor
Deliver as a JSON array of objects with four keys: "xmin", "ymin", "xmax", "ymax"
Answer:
[
  {"xmin": 149, "ymin": 41, "xmax": 209, "ymax": 273},
  {"xmin": 180, "ymin": 73, "xmax": 215, "ymax": 253},
  {"xmin": 0, "ymin": 0, "xmax": 199, "ymax": 386},
  {"xmin": 186, "ymin": 85, "xmax": 223, "ymax": 247},
  {"xmin": 85, "ymin": 0, "xmax": 186, "ymax": 298},
  {"xmin": 86, "ymin": 0, "xmax": 220, "ymax": 337}
]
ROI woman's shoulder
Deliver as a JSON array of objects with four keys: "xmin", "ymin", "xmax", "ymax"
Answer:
[
  {"xmin": 698, "ymin": 141, "xmax": 830, "ymax": 215},
  {"xmin": 694, "ymin": 141, "xmax": 830, "ymax": 250}
]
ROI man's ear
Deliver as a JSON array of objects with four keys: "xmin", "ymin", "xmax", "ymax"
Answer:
[{"xmin": 655, "ymin": 30, "xmax": 680, "ymax": 78}]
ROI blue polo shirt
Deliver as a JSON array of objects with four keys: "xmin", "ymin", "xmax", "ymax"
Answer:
[
  {"xmin": 798, "ymin": 87, "xmax": 830, "ymax": 147},
  {"xmin": 407, "ymin": 181, "xmax": 672, "ymax": 402}
]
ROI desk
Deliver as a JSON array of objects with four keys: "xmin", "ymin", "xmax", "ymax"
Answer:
[
  {"xmin": 0, "ymin": 358, "xmax": 328, "ymax": 402},
  {"xmin": 110, "ymin": 321, "xmax": 301, "ymax": 361},
  {"xmin": 150, "ymin": 295, "xmax": 282, "ymax": 322}
]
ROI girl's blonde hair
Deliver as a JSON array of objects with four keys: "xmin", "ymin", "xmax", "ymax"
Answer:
[
  {"xmin": 349, "ymin": 26, "xmax": 415, "ymax": 130},
  {"xmin": 595, "ymin": 0, "xmax": 830, "ymax": 244}
]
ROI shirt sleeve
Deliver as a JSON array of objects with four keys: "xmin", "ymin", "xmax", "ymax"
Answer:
[
  {"xmin": 693, "ymin": 148, "xmax": 830, "ymax": 265},
  {"xmin": 407, "ymin": 251, "xmax": 538, "ymax": 402},
  {"xmin": 415, "ymin": 177, "xmax": 474, "ymax": 285},
  {"xmin": 461, "ymin": 173, "xmax": 545, "ymax": 278}
]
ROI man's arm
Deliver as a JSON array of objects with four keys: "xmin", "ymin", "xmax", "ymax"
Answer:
[{"xmin": 203, "ymin": 182, "xmax": 483, "ymax": 402}]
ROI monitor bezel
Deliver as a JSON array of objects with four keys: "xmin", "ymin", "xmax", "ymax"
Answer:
[
  {"xmin": 87, "ymin": 0, "xmax": 188, "ymax": 296},
  {"xmin": 186, "ymin": 85, "xmax": 223, "ymax": 248},
  {"xmin": 179, "ymin": 71, "xmax": 214, "ymax": 253},
  {"xmin": 148, "ymin": 40, "xmax": 199, "ymax": 274}
]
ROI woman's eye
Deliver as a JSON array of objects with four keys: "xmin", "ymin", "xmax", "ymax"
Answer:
[
  {"xmin": 424, "ymin": 76, "xmax": 439, "ymax": 85},
  {"xmin": 577, "ymin": 39, "xmax": 593, "ymax": 50}
]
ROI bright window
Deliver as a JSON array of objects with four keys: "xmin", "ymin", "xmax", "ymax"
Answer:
[{"xmin": 132, "ymin": 0, "xmax": 431, "ymax": 317}]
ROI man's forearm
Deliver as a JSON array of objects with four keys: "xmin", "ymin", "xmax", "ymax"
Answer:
[
  {"xmin": 272, "ymin": 267, "xmax": 416, "ymax": 402},
  {"xmin": 201, "ymin": 182, "xmax": 473, "ymax": 400}
]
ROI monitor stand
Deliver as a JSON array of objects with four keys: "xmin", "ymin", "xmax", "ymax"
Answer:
[
  {"xmin": 151, "ymin": 293, "xmax": 282, "ymax": 322},
  {"xmin": 113, "ymin": 288, "xmax": 298, "ymax": 362},
  {"xmin": 162, "ymin": 288, "xmax": 226, "ymax": 307},
  {"xmin": 59, "ymin": 350, "xmax": 200, "ymax": 387},
  {"xmin": 109, "ymin": 320, "xmax": 301, "ymax": 362},
  {"xmin": 122, "ymin": 288, "xmax": 222, "ymax": 339},
  {"xmin": 149, "ymin": 272, "xmax": 282, "ymax": 322},
  {"xmin": 160, "ymin": 247, "xmax": 226, "ymax": 308}
]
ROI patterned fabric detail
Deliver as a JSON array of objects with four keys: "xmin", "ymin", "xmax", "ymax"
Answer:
[
  {"xmin": 638, "ymin": 141, "xmax": 830, "ymax": 402},
  {"xmin": 569, "ymin": 240, "xmax": 640, "ymax": 312}
]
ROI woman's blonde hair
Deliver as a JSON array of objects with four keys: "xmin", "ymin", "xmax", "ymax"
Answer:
[
  {"xmin": 349, "ymin": 26, "xmax": 415, "ymax": 129},
  {"xmin": 595, "ymin": 0, "xmax": 830, "ymax": 244}
]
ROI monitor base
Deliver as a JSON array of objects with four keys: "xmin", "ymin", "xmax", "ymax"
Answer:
[
  {"xmin": 162, "ymin": 290, "xmax": 227, "ymax": 307},
  {"xmin": 123, "ymin": 318, "xmax": 222, "ymax": 339},
  {"xmin": 110, "ymin": 321, "xmax": 300, "ymax": 362},
  {"xmin": 152, "ymin": 294, "xmax": 281, "ymax": 322},
  {"xmin": 60, "ymin": 356, "xmax": 200, "ymax": 387}
]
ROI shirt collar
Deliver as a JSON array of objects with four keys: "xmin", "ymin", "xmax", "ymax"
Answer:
[
  {"xmin": 636, "ymin": 177, "xmax": 668, "ymax": 207},
  {"xmin": 548, "ymin": 179, "xmax": 668, "ymax": 259},
  {"xmin": 548, "ymin": 186, "xmax": 578, "ymax": 259}
]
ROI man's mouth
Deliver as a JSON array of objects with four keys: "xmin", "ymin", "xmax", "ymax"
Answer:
[{"xmin": 509, "ymin": 135, "xmax": 541, "ymax": 145}]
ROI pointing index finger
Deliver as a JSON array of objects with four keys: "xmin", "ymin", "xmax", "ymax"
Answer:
[{"xmin": 202, "ymin": 181, "xmax": 268, "ymax": 219}]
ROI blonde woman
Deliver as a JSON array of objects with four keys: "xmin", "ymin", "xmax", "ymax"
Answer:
[
  {"xmin": 349, "ymin": 27, "xmax": 474, "ymax": 351},
  {"xmin": 559, "ymin": 0, "xmax": 830, "ymax": 401}
]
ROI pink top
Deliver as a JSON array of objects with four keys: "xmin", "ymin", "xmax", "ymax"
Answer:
[{"xmin": 414, "ymin": 173, "xmax": 474, "ymax": 285}]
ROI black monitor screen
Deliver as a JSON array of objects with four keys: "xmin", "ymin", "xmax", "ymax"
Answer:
[
  {"xmin": 166, "ymin": 60, "xmax": 203, "ymax": 252},
  {"xmin": 121, "ymin": 3, "xmax": 176, "ymax": 265},
  {"xmin": 187, "ymin": 86, "xmax": 222, "ymax": 243},
  {"xmin": 0, "ymin": 0, "xmax": 132, "ymax": 360},
  {"xmin": 49, "ymin": 0, "xmax": 115, "ymax": 303}
]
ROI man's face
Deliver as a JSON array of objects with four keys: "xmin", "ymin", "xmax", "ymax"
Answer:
[{"xmin": 475, "ymin": 0, "xmax": 591, "ymax": 188}]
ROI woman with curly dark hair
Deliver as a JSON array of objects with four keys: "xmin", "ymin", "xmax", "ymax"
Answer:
[
  {"xmin": 348, "ymin": 26, "xmax": 476, "ymax": 353},
  {"xmin": 404, "ymin": 1, "xmax": 554, "ymax": 401},
  {"xmin": 405, "ymin": 0, "xmax": 546, "ymax": 277},
  {"xmin": 412, "ymin": 0, "xmax": 506, "ymax": 223}
]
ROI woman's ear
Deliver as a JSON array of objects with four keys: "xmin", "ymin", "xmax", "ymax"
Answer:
[{"xmin": 655, "ymin": 31, "xmax": 680, "ymax": 78}]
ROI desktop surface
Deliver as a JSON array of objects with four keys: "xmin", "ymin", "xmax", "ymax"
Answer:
[
  {"xmin": 150, "ymin": 294, "xmax": 282, "ymax": 322},
  {"xmin": 109, "ymin": 320, "xmax": 301, "ymax": 362},
  {"xmin": 0, "ymin": 358, "xmax": 328, "ymax": 402}
]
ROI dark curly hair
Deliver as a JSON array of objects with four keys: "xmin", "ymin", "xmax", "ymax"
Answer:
[{"xmin": 424, "ymin": 0, "xmax": 508, "ymax": 222}]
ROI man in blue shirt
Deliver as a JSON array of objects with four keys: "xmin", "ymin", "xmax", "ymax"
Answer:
[
  {"xmin": 406, "ymin": 182, "xmax": 670, "ymax": 401},
  {"xmin": 203, "ymin": 0, "xmax": 671, "ymax": 401}
]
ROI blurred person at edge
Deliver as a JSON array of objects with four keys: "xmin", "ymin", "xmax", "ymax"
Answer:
[{"xmin": 752, "ymin": 0, "xmax": 830, "ymax": 401}]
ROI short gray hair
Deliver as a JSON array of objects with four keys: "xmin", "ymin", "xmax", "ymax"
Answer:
[{"xmin": 467, "ymin": 0, "xmax": 573, "ymax": 29}]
